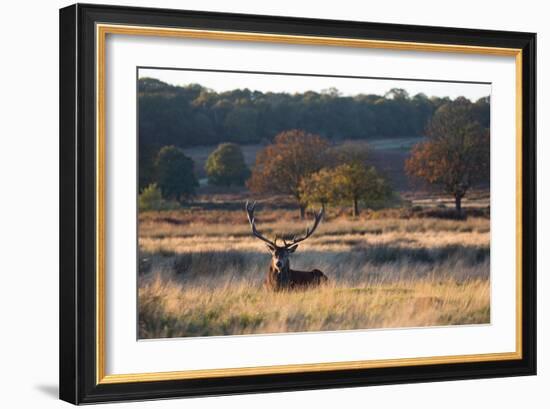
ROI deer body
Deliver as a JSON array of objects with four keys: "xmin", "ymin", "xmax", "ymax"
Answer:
[
  {"xmin": 265, "ymin": 265, "xmax": 328, "ymax": 291},
  {"xmin": 246, "ymin": 201, "xmax": 328, "ymax": 291}
]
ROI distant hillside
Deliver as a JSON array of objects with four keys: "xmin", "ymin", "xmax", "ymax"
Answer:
[
  {"xmin": 138, "ymin": 78, "xmax": 490, "ymax": 149},
  {"xmin": 182, "ymin": 137, "xmax": 424, "ymax": 192}
]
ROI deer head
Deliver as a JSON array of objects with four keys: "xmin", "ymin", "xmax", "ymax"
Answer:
[{"xmin": 245, "ymin": 201, "xmax": 324, "ymax": 274}]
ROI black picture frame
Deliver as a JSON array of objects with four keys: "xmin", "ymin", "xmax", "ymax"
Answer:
[{"xmin": 59, "ymin": 3, "xmax": 536, "ymax": 404}]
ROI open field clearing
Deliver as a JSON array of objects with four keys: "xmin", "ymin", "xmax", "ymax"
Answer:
[{"xmin": 138, "ymin": 202, "xmax": 490, "ymax": 338}]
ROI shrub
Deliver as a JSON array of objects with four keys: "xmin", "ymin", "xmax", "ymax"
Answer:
[{"xmin": 138, "ymin": 183, "xmax": 178, "ymax": 211}]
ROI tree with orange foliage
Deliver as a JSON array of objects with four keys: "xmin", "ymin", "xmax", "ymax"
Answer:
[
  {"xmin": 405, "ymin": 97, "xmax": 490, "ymax": 216},
  {"xmin": 247, "ymin": 129, "xmax": 329, "ymax": 218}
]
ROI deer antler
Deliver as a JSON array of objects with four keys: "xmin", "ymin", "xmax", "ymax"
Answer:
[
  {"xmin": 286, "ymin": 208, "xmax": 324, "ymax": 247},
  {"xmin": 245, "ymin": 201, "xmax": 277, "ymax": 247}
]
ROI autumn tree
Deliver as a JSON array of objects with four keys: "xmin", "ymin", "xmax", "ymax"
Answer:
[
  {"xmin": 331, "ymin": 162, "xmax": 391, "ymax": 217},
  {"xmin": 405, "ymin": 97, "xmax": 490, "ymax": 216},
  {"xmin": 205, "ymin": 143, "xmax": 250, "ymax": 186},
  {"xmin": 247, "ymin": 129, "xmax": 329, "ymax": 218},
  {"xmin": 155, "ymin": 146, "xmax": 198, "ymax": 203}
]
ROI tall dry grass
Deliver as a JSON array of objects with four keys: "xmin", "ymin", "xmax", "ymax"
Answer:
[
  {"xmin": 139, "ymin": 274, "xmax": 489, "ymax": 338},
  {"xmin": 138, "ymin": 203, "xmax": 490, "ymax": 339}
]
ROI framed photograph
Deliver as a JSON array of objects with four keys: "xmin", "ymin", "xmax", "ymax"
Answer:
[{"xmin": 59, "ymin": 3, "xmax": 536, "ymax": 404}]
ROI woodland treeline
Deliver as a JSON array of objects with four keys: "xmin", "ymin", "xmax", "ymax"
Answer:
[
  {"xmin": 138, "ymin": 77, "xmax": 490, "ymax": 217},
  {"xmin": 138, "ymin": 77, "xmax": 490, "ymax": 147}
]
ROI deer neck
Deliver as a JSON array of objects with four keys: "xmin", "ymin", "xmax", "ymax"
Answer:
[
  {"xmin": 280, "ymin": 263, "xmax": 292, "ymax": 282},
  {"xmin": 269, "ymin": 263, "xmax": 292, "ymax": 286}
]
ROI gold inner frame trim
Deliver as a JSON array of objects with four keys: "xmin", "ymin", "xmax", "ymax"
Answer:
[{"xmin": 96, "ymin": 23, "xmax": 523, "ymax": 385}]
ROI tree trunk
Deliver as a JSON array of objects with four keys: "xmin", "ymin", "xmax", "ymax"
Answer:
[
  {"xmin": 454, "ymin": 194, "xmax": 463, "ymax": 217},
  {"xmin": 299, "ymin": 204, "xmax": 306, "ymax": 219},
  {"xmin": 352, "ymin": 198, "xmax": 359, "ymax": 217}
]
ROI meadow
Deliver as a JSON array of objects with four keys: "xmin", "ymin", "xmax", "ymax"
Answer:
[{"xmin": 138, "ymin": 192, "xmax": 490, "ymax": 339}]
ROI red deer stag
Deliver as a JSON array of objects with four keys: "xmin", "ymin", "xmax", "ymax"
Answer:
[{"xmin": 245, "ymin": 201, "xmax": 328, "ymax": 291}]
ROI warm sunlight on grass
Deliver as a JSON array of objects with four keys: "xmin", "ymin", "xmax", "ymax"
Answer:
[
  {"xmin": 139, "ymin": 274, "xmax": 489, "ymax": 338},
  {"xmin": 138, "ymin": 203, "xmax": 490, "ymax": 338}
]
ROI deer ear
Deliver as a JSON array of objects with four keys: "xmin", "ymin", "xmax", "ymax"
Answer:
[
  {"xmin": 287, "ymin": 244, "xmax": 299, "ymax": 253},
  {"xmin": 265, "ymin": 243, "xmax": 276, "ymax": 253}
]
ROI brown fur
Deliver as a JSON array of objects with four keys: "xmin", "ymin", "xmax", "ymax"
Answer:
[{"xmin": 264, "ymin": 264, "xmax": 328, "ymax": 291}]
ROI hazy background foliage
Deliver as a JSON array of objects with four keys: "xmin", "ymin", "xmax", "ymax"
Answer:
[{"xmin": 138, "ymin": 78, "xmax": 490, "ymax": 191}]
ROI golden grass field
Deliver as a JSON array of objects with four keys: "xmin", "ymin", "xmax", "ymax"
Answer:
[{"xmin": 138, "ymin": 193, "xmax": 490, "ymax": 339}]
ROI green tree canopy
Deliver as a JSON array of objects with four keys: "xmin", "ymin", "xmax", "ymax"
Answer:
[
  {"xmin": 205, "ymin": 143, "xmax": 250, "ymax": 186},
  {"xmin": 138, "ymin": 78, "xmax": 489, "ymax": 150},
  {"xmin": 332, "ymin": 162, "xmax": 391, "ymax": 216},
  {"xmin": 155, "ymin": 146, "xmax": 198, "ymax": 202},
  {"xmin": 298, "ymin": 168, "xmax": 336, "ymax": 211}
]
